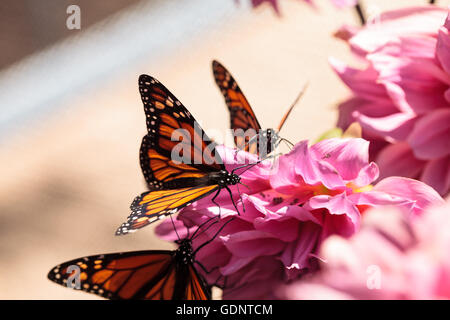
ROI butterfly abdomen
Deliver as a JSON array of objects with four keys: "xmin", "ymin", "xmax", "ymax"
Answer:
[
  {"xmin": 158, "ymin": 176, "xmax": 211, "ymax": 189},
  {"xmin": 164, "ymin": 170, "xmax": 240, "ymax": 189}
]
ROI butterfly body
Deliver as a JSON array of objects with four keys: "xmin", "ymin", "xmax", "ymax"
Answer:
[
  {"xmin": 48, "ymin": 238, "xmax": 211, "ymax": 300},
  {"xmin": 255, "ymin": 128, "xmax": 280, "ymax": 157},
  {"xmin": 206, "ymin": 169, "xmax": 241, "ymax": 188},
  {"xmin": 147, "ymin": 166, "xmax": 240, "ymax": 190},
  {"xmin": 174, "ymin": 238, "xmax": 195, "ymax": 265}
]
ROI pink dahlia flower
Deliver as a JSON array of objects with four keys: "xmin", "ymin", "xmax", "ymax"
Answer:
[
  {"xmin": 281, "ymin": 199, "xmax": 449, "ymax": 300},
  {"xmin": 331, "ymin": 7, "xmax": 450, "ymax": 196},
  {"xmin": 156, "ymin": 139, "xmax": 442, "ymax": 299}
]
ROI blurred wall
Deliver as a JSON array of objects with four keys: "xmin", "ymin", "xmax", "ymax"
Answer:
[{"xmin": 0, "ymin": 0, "xmax": 142, "ymax": 69}]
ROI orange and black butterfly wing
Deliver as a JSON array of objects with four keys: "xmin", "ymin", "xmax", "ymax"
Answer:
[
  {"xmin": 138, "ymin": 74, "xmax": 225, "ymax": 190},
  {"xmin": 116, "ymin": 185, "xmax": 218, "ymax": 235},
  {"xmin": 182, "ymin": 264, "xmax": 211, "ymax": 300},
  {"xmin": 212, "ymin": 60, "xmax": 261, "ymax": 155},
  {"xmin": 48, "ymin": 250, "xmax": 210, "ymax": 300}
]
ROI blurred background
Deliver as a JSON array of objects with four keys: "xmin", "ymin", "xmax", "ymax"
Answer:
[{"xmin": 0, "ymin": 0, "xmax": 447, "ymax": 299}]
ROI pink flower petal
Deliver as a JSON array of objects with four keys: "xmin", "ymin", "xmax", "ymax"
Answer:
[
  {"xmin": 348, "ymin": 190, "xmax": 412, "ymax": 208},
  {"xmin": 375, "ymin": 56, "xmax": 450, "ymax": 115},
  {"xmin": 310, "ymin": 138, "xmax": 370, "ymax": 181},
  {"xmin": 355, "ymin": 111, "xmax": 417, "ymax": 142},
  {"xmin": 154, "ymin": 217, "xmax": 189, "ymax": 240},
  {"xmin": 346, "ymin": 7, "xmax": 449, "ymax": 54},
  {"xmin": 437, "ymin": 14, "xmax": 450, "ymax": 75},
  {"xmin": 352, "ymin": 162, "xmax": 379, "ymax": 187},
  {"xmin": 280, "ymin": 222, "xmax": 321, "ymax": 273},
  {"xmin": 420, "ymin": 156, "xmax": 450, "ymax": 196},
  {"xmin": 376, "ymin": 142, "xmax": 426, "ymax": 180},
  {"xmin": 305, "ymin": 193, "xmax": 361, "ymax": 233},
  {"xmin": 445, "ymin": 88, "xmax": 450, "ymax": 103},
  {"xmin": 408, "ymin": 108, "xmax": 450, "ymax": 160},
  {"xmin": 294, "ymin": 140, "xmax": 345, "ymax": 189},
  {"xmin": 252, "ymin": 202, "xmax": 319, "ymax": 242},
  {"xmin": 270, "ymin": 142, "xmax": 303, "ymax": 192},
  {"xmin": 220, "ymin": 255, "xmax": 255, "ymax": 275},
  {"xmin": 373, "ymin": 176, "xmax": 444, "ymax": 215},
  {"xmin": 222, "ymin": 230, "xmax": 285, "ymax": 258},
  {"xmin": 329, "ymin": 57, "xmax": 389, "ymax": 101}
]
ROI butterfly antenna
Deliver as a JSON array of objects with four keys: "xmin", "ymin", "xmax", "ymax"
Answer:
[
  {"xmin": 231, "ymin": 159, "xmax": 262, "ymax": 175},
  {"xmin": 277, "ymin": 82, "xmax": 309, "ymax": 132},
  {"xmin": 239, "ymin": 181, "xmax": 251, "ymax": 192},
  {"xmin": 190, "ymin": 216, "xmax": 218, "ymax": 240},
  {"xmin": 194, "ymin": 217, "xmax": 235, "ymax": 255},
  {"xmin": 169, "ymin": 214, "xmax": 181, "ymax": 241},
  {"xmin": 191, "ymin": 217, "xmax": 222, "ymax": 241},
  {"xmin": 280, "ymin": 138, "xmax": 294, "ymax": 148},
  {"xmin": 192, "ymin": 220, "xmax": 220, "ymax": 242}
]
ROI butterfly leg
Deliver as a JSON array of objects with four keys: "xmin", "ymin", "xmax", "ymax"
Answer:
[
  {"xmin": 210, "ymin": 187, "xmax": 223, "ymax": 218},
  {"xmin": 236, "ymin": 183, "xmax": 246, "ymax": 213},
  {"xmin": 195, "ymin": 261, "xmax": 220, "ymax": 275},
  {"xmin": 190, "ymin": 216, "xmax": 220, "ymax": 240},
  {"xmin": 194, "ymin": 262, "xmax": 226, "ymax": 290},
  {"xmin": 191, "ymin": 219, "xmax": 221, "ymax": 242},
  {"xmin": 194, "ymin": 217, "xmax": 235, "ymax": 255},
  {"xmin": 225, "ymin": 186, "xmax": 241, "ymax": 215}
]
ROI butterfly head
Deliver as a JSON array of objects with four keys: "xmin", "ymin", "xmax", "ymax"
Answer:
[
  {"xmin": 264, "ymin": 128, "xmax": 273, "ymax": 137},
  {"xmin": 175, "ymin": 239, "xmax": 194, "ymax": 264},
  {"xmin": 218, "ymin": 170, "xmax": 240, "ymax": 187},
  {"xmin": 262, "ymin": 128, "xmax": 280, "ymax": 141}
]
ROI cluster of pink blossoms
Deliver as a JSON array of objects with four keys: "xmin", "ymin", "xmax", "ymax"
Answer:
[
  {"xmin": 281, "ymin": 199, "xmax": 450, "ymax": 299},
  {"xmin": 154, "ymin": 4, "xmax": 449, "ymax": 300},
  {"xmin": 331, "ymin": 7, "xmax": 450, "ymax": 196},
  {"xmin": 156, "ymin": 138, "xmax": 443, "ymax": 299}
]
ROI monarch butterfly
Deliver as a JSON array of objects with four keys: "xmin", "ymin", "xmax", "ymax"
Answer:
[
  {"xmin": 212, "ymin": 60, "xmax": 306, "ymax": 158},
  {"xmin": 48, "ymin": 217, "xmax": 232, "ymax": 300},
  {"xmin": 116, "ymin": 74, "xmax": 248, "ymax": 235}
]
